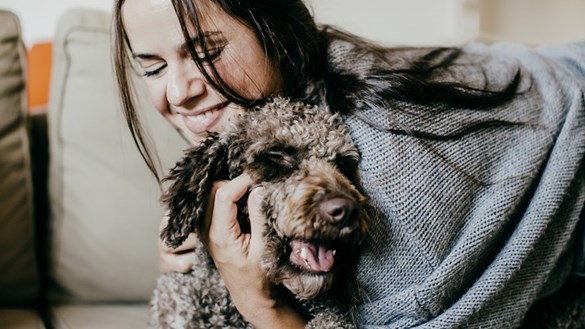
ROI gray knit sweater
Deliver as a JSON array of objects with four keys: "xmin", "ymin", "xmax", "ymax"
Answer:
[{"xmin": 331, "ymin": 40, "xmax": 585, "ymax": 328}]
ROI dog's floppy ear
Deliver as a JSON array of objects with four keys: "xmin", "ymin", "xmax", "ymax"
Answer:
[{"xmin": 160, "ymin": 133, "xmax": 228, "ymax": 249}]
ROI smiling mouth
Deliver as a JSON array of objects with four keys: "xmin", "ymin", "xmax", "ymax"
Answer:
[
  {"xmin": 190, "ymin": 101, "xmax": 230, "ymax": 120},
  {"xmin": 184, "ymin": 104, "xmax": 222, "ymax": 122},
  {"xmin": 181, "ymin": 101, "xmax": 229, "ymax": 134}
]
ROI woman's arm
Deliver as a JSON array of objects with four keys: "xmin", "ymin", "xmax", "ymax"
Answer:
[
  {"xmin": 201, "ymin": 174, "xmax": 306, "ymax": 328},
  {"xmin": 538, "ymin": 40, "xmax": 585, "ymax": 83}
]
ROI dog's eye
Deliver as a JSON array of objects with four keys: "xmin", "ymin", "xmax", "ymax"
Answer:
[
  {"xmin": 266, "ymin": 151, "xmax": 284, "ymax": 161},
  {"xmin": 249, "ymin": 147, "xmax": 299, "ymax": 180},
  {"xmin": 265, "ymin": 151, "xmax": 294, "ymax": 166},
  {"xmin": 261, "ymin": 148, "xmax": 298, "ymax": 169},
  {"xmin": 334, "ymin": 155, "xmax": 360, "ymax": 183}
]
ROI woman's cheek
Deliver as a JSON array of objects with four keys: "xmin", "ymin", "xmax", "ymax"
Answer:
[{"xmin": 145, "ymin": 79, "xmax": 169, "ymax": 115}]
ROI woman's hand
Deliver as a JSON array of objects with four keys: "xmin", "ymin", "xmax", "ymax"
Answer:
[
  {"xmin": 201, "ymin": 174, "xmax": 306, "ymax": 329},
  {"xmin": 158, "ymin": 213, "xmax": 198, "ymax": 273}
]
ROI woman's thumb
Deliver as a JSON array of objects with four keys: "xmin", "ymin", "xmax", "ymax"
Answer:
[{"xmin": 248, "ymin": 187, "xmax": 266, "ymax": 254}]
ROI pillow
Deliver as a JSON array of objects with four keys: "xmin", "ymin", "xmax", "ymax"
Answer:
[
  {"xmin": 48, "ymin": 7, "xmax": 186, "ymax": 303},
  {"xmin": 0, "ymin": 10, "xmax": 39, "ymax": 306}
]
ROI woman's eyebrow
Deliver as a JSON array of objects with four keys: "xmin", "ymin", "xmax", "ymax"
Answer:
[
  {"xmin": 178, "ymin": 31, "xmax": 223, "ymax": 52},
  {"xmin": 132, "ymin": 31, "xmax": 223, "ymax": 60}
]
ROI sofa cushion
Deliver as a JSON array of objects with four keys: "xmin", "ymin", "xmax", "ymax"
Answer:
[
  {"xmin": 0, "ymin": 309, "xmax": 46, "ymax": 329},
  {"xmin": 51, "ymin": 304, "xmax": 148, "ymax": 329},
  {"xmin": 48, "ymin": 8, "xmax": 186, "ymax": 303},
  {"xmin": 0, "ymin": 10, "xmax": 39, "ymax": 306}
]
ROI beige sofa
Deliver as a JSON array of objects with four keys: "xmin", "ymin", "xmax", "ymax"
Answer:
[{"xmin": 0, "ymin": 7, "xmax": 187, "ymax": 328}]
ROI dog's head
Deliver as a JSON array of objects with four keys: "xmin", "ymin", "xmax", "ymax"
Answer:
[{"xmin": 161, "ymin": 97, "xmax": 369, "ymax": 300}]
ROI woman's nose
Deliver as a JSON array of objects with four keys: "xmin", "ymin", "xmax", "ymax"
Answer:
[{"xmin": 166, "ymin": 60, "xmax": 205, "ymax": 107}]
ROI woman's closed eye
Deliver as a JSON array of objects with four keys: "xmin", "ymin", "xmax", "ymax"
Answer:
[
  {"xmin": 191, "ymin": 32, "xmax": 227, "ymax": 63},
  {"xmin": 196, "ymin": 46, "xmax": 225, "ymax": 63},
  {"xmin": 134, "ymin": 55, "xmax": 168, "ymax": 78},
  {"xmin": 143, "ymin": 64, "xmax": 167, "ymax": 77},
  {"xmin": 141, "ymin": 47, "xmax": 224, "ymax": 78}
]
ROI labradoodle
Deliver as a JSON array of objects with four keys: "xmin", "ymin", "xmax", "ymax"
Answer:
[{"xmin": 149, "ymin": 97, "xmax": 370, "ymax": 329}]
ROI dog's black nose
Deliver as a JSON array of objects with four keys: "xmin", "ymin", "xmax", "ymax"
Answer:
[{"xmin": 319, "ymin": 197, "xmax": 356, "ymax": 225}]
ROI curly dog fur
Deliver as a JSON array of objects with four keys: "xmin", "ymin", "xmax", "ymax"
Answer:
[{"xmin": 149, "ymin": 97, "xmax": 370, "ymax": 328}]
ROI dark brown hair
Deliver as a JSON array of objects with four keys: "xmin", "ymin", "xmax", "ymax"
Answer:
[
  {"xmin": 113, "ymin": 0, "xmax": 519, "ymax": 181},
  {"xmin": 113, "ymin": 0, "xmax": 324, "ymax": 180}
]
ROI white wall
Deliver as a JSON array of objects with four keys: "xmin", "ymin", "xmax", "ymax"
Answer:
[
  {"xmin": 1, "ymin": 0, "xmax": 583, "ymax": 48},
  {"xmin": 0, "ymin": 0, "xmax": 114, "ymax": 46},
  {"xmin": 306, "ymin": 0, "xmax": 479, "ymax": 46},
  {"xmin": 479, "ymin": 0, "xmax": 585, "ymax": 46},
  {"xmin": 1, "ymin": 0, "xmax": 478, "ymax": 48}
]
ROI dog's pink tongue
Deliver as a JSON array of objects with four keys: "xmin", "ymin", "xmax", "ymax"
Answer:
[{"xmin": 290, "ymin": 240, "xmax": 335, "ymax": 273}]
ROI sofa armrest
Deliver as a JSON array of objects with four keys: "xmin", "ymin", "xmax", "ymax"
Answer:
[{"xmin": 0, "ymin": 9, "xmax": 39, "ymax": 308}]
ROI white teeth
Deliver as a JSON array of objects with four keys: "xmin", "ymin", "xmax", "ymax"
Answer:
[
  {"xmin": 186, "ymin": 114, "xmax": 206, "ymax": 122},
  {"xmin": 333, "ymin": 250, "xmax": 337, "ymax": 256},
  {"xmin": 300, "ymin": 247, "xmax": 308, "ymax": 261},
  {"xmin": 185, "ymin": 109, "xmax": 217, "ymax": 123}
]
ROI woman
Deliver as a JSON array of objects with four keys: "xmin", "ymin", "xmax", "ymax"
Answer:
[{"xmin": 112, "ymin": 0, "xmax": 585, "ymax": 327}]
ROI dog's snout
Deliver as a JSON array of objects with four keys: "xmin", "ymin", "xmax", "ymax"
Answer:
[{"xmin": 319, "ymin": 197, "xmax": 356, "ymax": 225}]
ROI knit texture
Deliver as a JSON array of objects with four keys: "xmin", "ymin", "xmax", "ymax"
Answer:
[{"xmin": 329, "ymin": 40, "xmax": 585, "ymax": 328}]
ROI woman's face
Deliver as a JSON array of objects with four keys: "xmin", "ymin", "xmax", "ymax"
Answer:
[{"xmin": 122, "ymin": 0, "xmax": 282, "ymax": 144}]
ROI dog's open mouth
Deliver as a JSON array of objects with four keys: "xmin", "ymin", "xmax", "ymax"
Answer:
[{"xmin": 289, "ymin": 240, "xmax": 337, "ymax": 274}]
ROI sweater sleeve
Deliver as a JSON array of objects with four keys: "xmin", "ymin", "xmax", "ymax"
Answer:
[
  {"xmin": 538, "ymin": 40, "xmax": 585, "ymax": 87},
  {"xmin": 342, "ymin": 40, "xmax": 585, "ymax": 329},
  {"xmin": 538, "ymin": 40, "xmax": 585, "ymax": 278}
]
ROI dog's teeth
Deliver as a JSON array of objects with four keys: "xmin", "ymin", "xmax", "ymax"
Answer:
[
  {"xmin": 300, "ymin": 247, "xmax": 308, "ymax": 261},
  {"xmin": 333, "ymin": 250, "xmax": 337, "ymax": 256}
]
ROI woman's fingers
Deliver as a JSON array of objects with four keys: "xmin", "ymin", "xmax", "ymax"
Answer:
[
  {"xmin": 161, "ymin": 173, "xmax": 261, "ymax": 273},
  {"xmin": 158, "ymin": 231, "xmax": 198, "ymax": 253},
  {"xmin": 158, "ymin": 248, "xmax": 195, "ymax": 273},
  {"xmin": 207, "ymin": 174, "xmax": 253, "ymax": 244},
  {"xmin": 158, "ymin": 213, "xmax": 197, "ymax": 272},
  {"xmin": 157, "ymin": 232, "xmax": 197, "ymax": 273},
  {"xmin": 248, "ymin": 186, "xmax": 266, "ymax": 257}
]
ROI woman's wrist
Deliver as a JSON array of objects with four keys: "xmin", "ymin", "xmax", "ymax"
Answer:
[{"xmin": 238, "ymin": 294, "xmax": 306, "ymax": 329}]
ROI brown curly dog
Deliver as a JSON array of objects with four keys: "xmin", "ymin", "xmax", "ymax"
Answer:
[{"xmin": 149, "ymin": 97, "xmax": 370, "ymax": 329}]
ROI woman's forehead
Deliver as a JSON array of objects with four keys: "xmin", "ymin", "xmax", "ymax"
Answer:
[
  {"xmin": 122, "ymin": 0, "xmax": 175, "ymax": 26},
  {"xmin": 123, "ymin": 0, "xmax": 172, "ymax": 15},
  {"xmin": 122, "ymin": 0, "xmax": 179, "ymax": 47},
  {"xmin": 122, "ymin": 0, "xmax": 264, "ymax": 72},
  {"xmin": 144, "ymin": 0, "xmax": 171, "ymax": 7},
  {"xmin": 123, "ymin": 0, "xmax": 243, "ymax": 36}
]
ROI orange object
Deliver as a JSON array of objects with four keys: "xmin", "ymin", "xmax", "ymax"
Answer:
[{"xmin": 27, "ymin": 42, "xmax": 52, "ymax": 111}]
